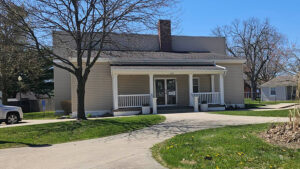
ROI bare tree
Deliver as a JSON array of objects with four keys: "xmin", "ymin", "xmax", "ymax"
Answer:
[
  {"xmin": 297, "ymin": 73, "xmax": 300, "ymax": 100},
  {"xmin": 212, "ymin": 18, "xmax": 291, "ymax": 99},
  {"xmin": 284, "ymin": 48, "xmax": 300, "ymax": 75},
  {"xmin": 0, "ymin": 0, "xmax": 175, "ymax": 119}
]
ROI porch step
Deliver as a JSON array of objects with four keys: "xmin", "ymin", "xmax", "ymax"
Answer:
[
  {"xmin": 207, "ymin": 104, "xmax": 225, "ymax": 111},
  {"xmin": 113, "ymin": 107, "xmax": 141, "ymax": 116},
  {"xmin": 158, "ymin": 106, "xmax": 194, "ymax": 114}
]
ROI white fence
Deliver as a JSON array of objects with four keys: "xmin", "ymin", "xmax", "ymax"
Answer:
[
  {"xmin": 192, "ymin": 92, "xmax": 220, "ymax": 104},
  {"xmin": 118, "ymin": 94, "xmax": 150, "ymax": 108}
]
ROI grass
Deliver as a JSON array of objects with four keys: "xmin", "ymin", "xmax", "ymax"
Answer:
[
  {"xmin": 210, "ymin": 109, "xmax": 292, "ymax": 117},
  {"xmin": 0, "ymin": 115, "xmax": 165, "ymax": 149},
  {"xmin": 23, "ymin": 111, "xmax": 63, "ymax": 120},
  {"xmin": 152, "ymin": 123, "xmax": 300, "ymax": 169},
  {"xmin": 244, "ymin": 98, "xmax": 298, "ymax": 108}
]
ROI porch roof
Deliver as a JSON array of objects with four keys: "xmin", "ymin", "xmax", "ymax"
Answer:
[
  {"xmin": 110, "ymin": 61, "xmax": 215, "ymax": 66},
  {"xmin": 110, "ymin": 64, "xmax": 226, "ymax": 75}
]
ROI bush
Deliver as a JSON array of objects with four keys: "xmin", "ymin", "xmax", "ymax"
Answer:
[{"xmin": 61, "ymin": 100, "xmax": 72, "ymax": 115}]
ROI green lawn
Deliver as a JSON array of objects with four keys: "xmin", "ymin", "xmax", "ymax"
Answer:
[
  {"xmin": 0, "ymin": 115, "xmax": 165, "ymax": 149},
  {"xmin": 244, "ymin": 98, "xmax": 298, "ymax": 108},
  {"xmin": 152, "ymin": 123, "xmax": 300, "ymax": 169},
  {"xmin": 210, "ymin": 109, "xmax": 292, "ymax": 117},
  {"xmin": 23, "ymin": 111, "xmax": 63, "ymax": 120}
]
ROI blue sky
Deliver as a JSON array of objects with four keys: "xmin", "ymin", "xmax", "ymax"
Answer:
[{"xmin": 174, "ymin": 0, "xmax": 300, "ymax": 45}]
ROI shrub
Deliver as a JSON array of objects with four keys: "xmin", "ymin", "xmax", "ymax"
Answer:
[
  {"xmin": 289, "ymin": 107, "xmax": 300, "ymax": 131},
  {"xmin": 61, "ymin": 100, "xmax": 72, "ymax": 115}
]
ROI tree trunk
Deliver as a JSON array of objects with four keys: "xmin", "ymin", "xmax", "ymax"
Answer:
[
  {"xmin": 251, "ymin": 80, "xmax": 257, "ymax": 100},
  {"xmin": 1, "ymin": 75, "xmax": 8, "ymax": 105},
  {"xmin": 76, "ymin": 77, "xmax": 87, "ymax": 120},
  {"xmin": 1, "ymin": 89, "xmax": 8, "ymax": 105}
]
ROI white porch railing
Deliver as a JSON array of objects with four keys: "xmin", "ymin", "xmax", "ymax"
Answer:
[
  {"xmin": 118, "ymin": 94, "xmax": 150, "ymax": 108},
  {"xmin": 192, "ymin": 92, "xmax": 221, "ymax": 104}
]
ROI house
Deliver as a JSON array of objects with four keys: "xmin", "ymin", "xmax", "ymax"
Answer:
[
  {"xmin": 53, "ymin": 20, "xmax": 246, "ymax": 116},
  {"xmin": 261, "ymin": 76, "xmax": 297, "ymax": 101}
]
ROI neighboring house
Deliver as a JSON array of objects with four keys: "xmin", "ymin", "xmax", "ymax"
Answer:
[
  {"xmin": 261, "ymin": 76, "xmax": 297, "ymax": 101},
  {"xmin": 54, "ymin": 20, "xmax": 246, "ymax": 116}
]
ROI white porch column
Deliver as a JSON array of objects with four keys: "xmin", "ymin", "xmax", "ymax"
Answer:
[
  {"xmin": 152, "ymin": 98, "xmax": 157, "ymax": 114},
  {"xmin": 189, "ymin": 74, "xmax": 193, "ymax": 106},
  {"xmin": 112, "ymin": 74, "xmax": 118, "ymax": 110},
  {"xmin": 219, "ymin": 73, "xmax": 225, "ymax": 105},
  {"xmin": 149, "ymin": 74, "xmax": 154, "ymax": 107},
  {"xmin": 211, "ymin": 75, "xmax": 215, "ymax": 92},
  {"xmin": 194, "ymin": 96, "xmax": 199, "ymax": 112}
]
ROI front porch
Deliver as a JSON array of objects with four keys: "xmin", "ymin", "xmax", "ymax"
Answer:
[{"xmin": 111, "ymin": 62, "xmax": 226, "ymax": 113}]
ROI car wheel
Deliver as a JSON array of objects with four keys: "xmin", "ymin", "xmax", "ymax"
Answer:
[{"xmin": 6, "ymin": 113, "xmax": 19, "ymax": 124}]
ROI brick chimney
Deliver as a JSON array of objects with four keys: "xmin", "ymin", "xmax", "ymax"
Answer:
[{"xmin": 158, "ymin": 20, "xmax": 172, "ymax": 52}]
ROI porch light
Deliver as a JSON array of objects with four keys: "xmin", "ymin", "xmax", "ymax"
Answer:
[{"xmin": 18, "ymin": 76, "xmax": 22, "ymax": 82}]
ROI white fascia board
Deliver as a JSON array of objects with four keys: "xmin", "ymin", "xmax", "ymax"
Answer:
[
  {"xmin": 215, "ymin": 59, "xmax": 246, "ymax": 64},
  {"xmin": 69, "ymin": 57, "xmax": 110, "ymax": 63},
  {"xmin": 111, "ymin": 66, "xmax": 227, "ymax": 75}
]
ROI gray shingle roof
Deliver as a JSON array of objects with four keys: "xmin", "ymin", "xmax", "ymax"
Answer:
[
  {"xmin": 101, "ymin": 51, "xmax": 237, "ymax": 60},
  {"xmin": 69, "ymin": 51, "xmax": 244, "ymax": 62},
  {"xmin": 260, "ymin": 76, "xmax": 297, "ymax": 87}
]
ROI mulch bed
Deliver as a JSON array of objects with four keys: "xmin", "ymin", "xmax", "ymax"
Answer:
[{"xmin": 260, "ymin": 123, "xmax": 300, "ymax": 149}]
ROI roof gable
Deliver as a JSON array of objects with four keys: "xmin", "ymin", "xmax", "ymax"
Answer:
[{"xmin": 261, "ymin": 76, "xmax": 297, "ymax": 87}]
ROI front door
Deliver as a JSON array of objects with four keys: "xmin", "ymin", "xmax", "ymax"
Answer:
[{"xmin": 155, "ymin": 79, "xmax": 177, "ymax": 106}]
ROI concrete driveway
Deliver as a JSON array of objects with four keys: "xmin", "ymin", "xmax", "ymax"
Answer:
[{"xmin": 0, "ymin": 112, "xmax": 287, "ymax": 169}]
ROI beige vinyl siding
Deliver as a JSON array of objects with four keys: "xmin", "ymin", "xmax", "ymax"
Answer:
[
  {"xmin": 71, "ymin": 63, "xmax": 113, "ymax": 112},
  {"xmin": 69, "ymin": 62, "xmax": 244, "ymax": 112},
  {"xmin": 194, "ymin": 75, "xmax": 211, "ymax": 92},
  {"xmin": 214, "ymin": 75, "xmax": 220, "ymax": 92},
  {"xmin": 118, "ymin": 75, "xmax": 149, "ymax": 94},
  {"xmin": 219, "ymin": 63, "xmax": 244, "ymax": 104},
  {"xmin": 54, "ymin": 66, "xmax": 71, "ymax": 111},
  {"xmin": 172, "ymin": 36, "xmax": 226, "ymax": 54}
]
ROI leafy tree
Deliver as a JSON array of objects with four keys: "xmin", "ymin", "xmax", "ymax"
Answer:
[
  {"xmin": 0, "ymin": 4, "xmax": 53, "ymax": 104},
  {"xmin": 27, "ymin": 58, "xmax": 54, "ymax": 98},
  {"xmin": 0, "ymin": 0, "xmax": 175, "ymax": 119},
  {"xmin": 0, "ymin": 3, "xmax": 27, "ymax": 104}
]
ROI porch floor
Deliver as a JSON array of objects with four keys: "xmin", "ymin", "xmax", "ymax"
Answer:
[{"xmin": 113, "ymin": 104, "xmax": 225, "ymax": 115}]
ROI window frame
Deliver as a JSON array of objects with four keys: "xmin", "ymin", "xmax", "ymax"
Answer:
[
  {"xmin": 270, "ymin": 87, "xmax": 276, "ymax": 96},
  {"xmin": 192, "ymin": 77, "xmax": 200, "ymax": 93}
]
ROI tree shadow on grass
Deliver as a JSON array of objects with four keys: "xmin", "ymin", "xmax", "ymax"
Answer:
[{"xmin": 0, "ymin": 140, "xmax": 52, "ymax": 148}]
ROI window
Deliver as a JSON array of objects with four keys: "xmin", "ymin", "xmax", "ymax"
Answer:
[
  {"xmin": 193, "ymin": 78, "xmax": 199, "ymax": 93},
  {"xmin": 270, "ymin": 87, "xmax": 276, "ymax": 96}
]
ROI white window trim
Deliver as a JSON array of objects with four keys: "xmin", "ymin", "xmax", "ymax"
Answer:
[
  {"xmin": 193, "ymin": 77, "xmax": 200, "ymax": 93},
  {"xmin": 270, "ymin": 87, "xmax": 276, "ymax": 96}
]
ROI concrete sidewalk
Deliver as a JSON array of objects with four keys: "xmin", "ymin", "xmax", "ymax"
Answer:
[
  {"xmin": 0, "ymin": 113, "xmax": 287, "ymax": 169},
  {"xmin": 249, "ymin": 103, "xmax": 299, "ymax": 111},
  {"xmin": 0, "ymin": 119, "xmax": 74, "ymax": 128}
]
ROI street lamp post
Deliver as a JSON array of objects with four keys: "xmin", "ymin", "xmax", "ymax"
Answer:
[{"xmin": 18, "ymin": 76, "xmax": 22, "ymax": 101}]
